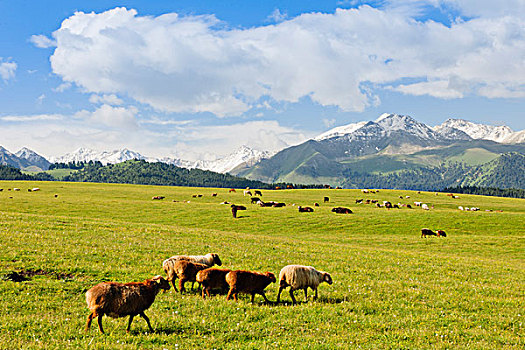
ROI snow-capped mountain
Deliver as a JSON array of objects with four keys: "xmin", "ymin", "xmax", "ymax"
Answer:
[
  {"xmin": 51, "ymin": 148, "xmax": 146, "ymax": 165},
  {"xmin": 15, "ymin": 147, "xmax": 51, "ymax": 170},
  {"xmin": 436, "ymin": 119, "xmax": 514, "ymax": 143},
  {"xmin": 316, "ymin": 114, "xmax": 524, "ymax": 144},
  {"xmin": 50, "ymin": 145, "xmax": 271, "ymax": 174},
  {"xmin": 161, "ymin": 145, "xmax": 272, "ymax": 174},
  {"xmin": 316, "ymin": 113, "xmax": 446, "ymax": 143}
]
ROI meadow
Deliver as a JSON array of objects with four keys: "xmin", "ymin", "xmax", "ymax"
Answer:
[{"xmin": 0, "ymin": 181, "xmax": 523, "ymax": 349}]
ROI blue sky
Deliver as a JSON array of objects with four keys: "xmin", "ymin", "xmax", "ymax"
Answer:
[{"xmin": 1, "ymin": 0, "xmax": 524, "ymax": 160}]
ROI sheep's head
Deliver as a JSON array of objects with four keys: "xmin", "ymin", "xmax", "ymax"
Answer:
[
  {"xmin": 323, "ymin": 273, "xmax": 333, "ymax": 285},
  {"xmin": 211, "ymin": 253, "xmax": 222, "ymax": 266},
  {"xmin": 152, "ymin": 275, "xmax": 171, "ymax": 291},
  {"xmin": 265, "ymin": 272, "xmax": 276, "ymax": 283}
]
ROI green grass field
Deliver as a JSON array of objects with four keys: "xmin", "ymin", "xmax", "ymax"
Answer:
[{"xmin": 0, "ymin": 181, "xmax": 523, "ymax": 349}]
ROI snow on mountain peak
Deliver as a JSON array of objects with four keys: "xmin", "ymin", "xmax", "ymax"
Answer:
[
  {"xmin": 315, "ymin": 121, "xmax": 367, "ymax": 141},
  {"xmin": 52, "ymin": 148, "xmax": 145, "ymax": 165},
  {"xmin": 438, "ymin": 119, "xmax": 514, "ymax": 143}
]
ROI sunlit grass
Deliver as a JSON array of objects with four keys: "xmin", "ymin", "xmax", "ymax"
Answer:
[{"xmin": 0, "ymin": 181, "xmax": 523, "ymax": 349}]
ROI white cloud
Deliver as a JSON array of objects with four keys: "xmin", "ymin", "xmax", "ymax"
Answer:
[
  {"xmin": 323, "ymin": 118, "xmax": 337, "ymax": 128},
  {"xmin": 0, "ymin": 59, "xmax": 17, "ymax": 81},
  {"xmin": 267, "ymin": 9, "xmax": 288, "ymax": 23},
  {"xmin": 30, "ymin": 34, "xmax": 56, "ymax": 48},
  {"xmin": 0, "ymin": 114, "xmax": 63, "ymax": 122},
  {"xmin": 74, "ymin": 104, "xmax": 138, "ymax": 129},
  {"xmin": 89, "ymin": 94, "xmax": 124, "ymax": 105},
  {"xmin": 393, "ymin": 80, "xmax": 464, "ymax": 99},
  {"xmin": 163, "ymin": 120, "xmax": 311, "ymax": 160},
  {"xmin": 36, "ymin": 94, "xmax": 46, "ymax": 105},
  {"xmin": 42, "ymin": 6, "xmax": 525, "ymax": 117},
  {"xmin": 53, "ymin": 82, "xmax": 72, "ymax": 92}
]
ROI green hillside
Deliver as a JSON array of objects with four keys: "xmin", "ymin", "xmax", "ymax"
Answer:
[{"xmin": 238, "ymin": 139, "xmax": 525, "ymax": 189}]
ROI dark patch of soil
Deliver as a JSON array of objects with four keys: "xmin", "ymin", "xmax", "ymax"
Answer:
[{"xmin": 2, "ymin": 269, "xmax": 75, "ymax": 282}]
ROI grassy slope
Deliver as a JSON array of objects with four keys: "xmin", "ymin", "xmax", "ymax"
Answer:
[{"xmin": 0, "ymin": 181, "xmax": 523, "ymax": 349}]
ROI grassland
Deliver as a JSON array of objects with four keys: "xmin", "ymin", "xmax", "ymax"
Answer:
[{"xmin": 0, "ymin": 181, "xmax": 523, "ymax": 349}]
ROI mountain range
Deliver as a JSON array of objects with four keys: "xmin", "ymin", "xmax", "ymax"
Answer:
[
  {"xmin": 1, "ymin": 114, "xmax": 524, "ymax": 189},
  {"xmin": 0, "ymin": 144, "xmax": 272, "ymax": 174},
  {"xmin": 234, "ymin": 114, "xmax": 525, "ymax": 189}
]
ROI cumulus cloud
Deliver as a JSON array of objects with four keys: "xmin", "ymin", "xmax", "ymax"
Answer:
[
  {"xmin": 30, "ymin": 34, "xmax": 56, "ymax": 48},
  {"xmin": 44, "ymin": 6, "xmax": 524, "ymax": 117},
  {"xmin": 0, "ymin": 59, "xmax": 17, "ymax": 81}
]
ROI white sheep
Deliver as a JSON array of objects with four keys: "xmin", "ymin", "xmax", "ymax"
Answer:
[
  {"xmin": 276, "ymin": 265, "xmax": 333, "ymax": 304},
  {"xmin": 421, "ymin": 203, "xmax": 429, "ymax": 210}
]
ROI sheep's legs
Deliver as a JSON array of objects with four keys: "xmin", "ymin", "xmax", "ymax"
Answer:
[
  {"xmin": 259, "ymin": 291, "xmax": 272, "ymax": 304},
  {"xmin": 97, "ymin": 315, "xmax": 104, "ymax": 334},
  {"xmin": 126, "ymin": 315, "xmax": 134, "ymax": 332},
  {"xmin": 251, "ymin": 293, "xmax": 255, "ymax": 303},
  {"xmin": 304, "ymin": 288, "xmax": 308, "ymax": 302},
  {"xmin": 85, "ymin": 312, "xmax": 95, "ymax": 332},
  {"xmin": 178, "ymin": 278, "xmax": 186, "ymax": 293},
  {"xmin": 313, "ymin": 288, "xmax": 318, "ymax": 301},
  {"xmin": 226, "ymin": 288, "xmax": 238, "ymax": 301},
  {"xmin": 140, "ymin": 312, "xmax": 154, "ymax": 333},
  {"xmin": 289, "ymin": 289, "xmax": 297, "ymax": 305},
  {"xmin": 170, "ymin": 279, "xmax": 178, "ymax": 292},
  {"xmin": 276, "ymin": 285, "xmax": 285, "ymax": 303}
]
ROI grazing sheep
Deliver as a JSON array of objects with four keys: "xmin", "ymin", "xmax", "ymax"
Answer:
[
  {"xmin": 272, "ymin": 202, "xmax": 286, "ymax": 207},
  {"xmin": 229, "ymin": 188, "xmax": 236, "ymax": 193},
  {"xmin": 298, "ymin": 206, "xmax": 314, "ymax": 212},
  {"xmin": 421, "ymin": 228, "xmax": 437, "ymax": 238},
  {"xmin": 243, "ymin": 190, "xmax": 252, "ymax": 196},
  {"xmin": 384, "ymin": 202, "xmax": 393, "ymax": 209},
  {"xmin": 13, "ymin": 188, "xmax": 20, "ymax": 191},
  {"xmin": 314, "ymin": 203, "xmax": 320, "ymax": 207},
  {"xmin": 414, "ymin": 202, "xmax": 422, "ymax": 206},
  {"xmin": 355, "ymin": 199, "xmax": 363, "ymax": 204},
  {"xmin": 163, "ymin": 253, "xmax": 222, "ymax": 269},
  {"xmin": 162, "ymin": 254, "xmax": 222, "ymax": 289},
  {"xmin": 436, "ymin": 230, "xmax": 447, "ymax": 237},
  {"xmin": 259, "ymin": 201, "xmax": 275, "ymax": 207},
  {"xmin": 250, "ymin": 197, "xmax": 261, "ymax": 204},
  {"xmin": 276, "ymin": 265, "xmax": 333, "ymax": 304},
  {"xmin": 152, "ymin": 196, "xmax": 165, "ymax": 200},
  {"xmin": 323, "ymin": 197, "xmax": 329, "ymax": 203},
  {"xmin": 211, "ymin": 193, "xmax": 217, "ymax": 197},
  {"xmin": 371, "ymin": 200, "xmax": 378, "ymax": 204},
  {"xmin": 421, "ymin": 203, "xmax": 429, "ymax": 210},
  {"xmin": 54, "ymin": 194, "xmax": 58, "ymax": 198},
  {"xmin": 406, "ymin": 204, "xmax": 412, "ymax": 209},
  {"xmin": 231, "ymin": 204, "xmax": 247, "ymax": 218},
  {"xmin": 331, "ymin": 207, "xmax": 352, "ymax": 214},
  {"xmin": 31, "ymin": 188, "xmax": 40, "ymax": 192},
  {"xmin": 196, "ymin": 268, "xmax": 232, "ymax": 298},
  {"xmin": 225, "ymin": 270, "xmax": 276, "ymax": 303},
  {"xmin": 458, "ymin": 206, "xmax": 464, "ymax": 211},
  {"xmin": 254, "ymin": 190, "xmax": 262, "ymax": 196},
  {"xmin": 163, "ymin": 260, "xmax": 209, "ymax": 293},
  {"xmin": 85, "ymin": 275, "xmax": 170, "ymax": 333}
]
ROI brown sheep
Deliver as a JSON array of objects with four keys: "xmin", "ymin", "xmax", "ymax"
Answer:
[
  {"xmin": 436, "ymin": 230, "xmax": 447, "ymax": 237},
  {"xmin": 229, "ymin": 188, "xmax": 236, "ymax": 193},
  {"xmin": 314, "ymin": 202, "xmax": 320, "ymax": 207},
  {"xmin": 85, "ymin": 275, "xmax": 170, "ymax": 333},
  {"xmin": 163, "ymin": 260, "xmax": 209, "ymax": 293},
  {"xmin": 225, "ymin": 270, "xmax": 276, "ymax": 303},
  {"xmin": 250, "ymin": 197, "xmax": 261, "ymax": 204},
  {"xmin": 259, "ymin": 201, "xmax": 275, "ymax": 207},
  {"xmin": 298, "ymin": 206, "xmax": 314, "ymax": 213},
  {"xmin": 254, "ymin": 190, "xmax": 262, "ymax": 196},
  {"xmin": 331, "ymin": 207, "xmax": 352, "ymax": 214},
  {"xmin": 272, "ymin": 202, "xmax": 286, "ymax": 207},
  {"xmin": 231, "ymin": 204, "xmax": 247, "ymax": 218},
  {"xmin": 152, "ymin": 196, "xmax": 165, "ymax": 200},
  {"xmin": 421, "ymin": 228, "xmax": 437, "ymax": 238},
  {"xmin": 196, "ymin": 268, "xmax": 232, "ymax": 298}
]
